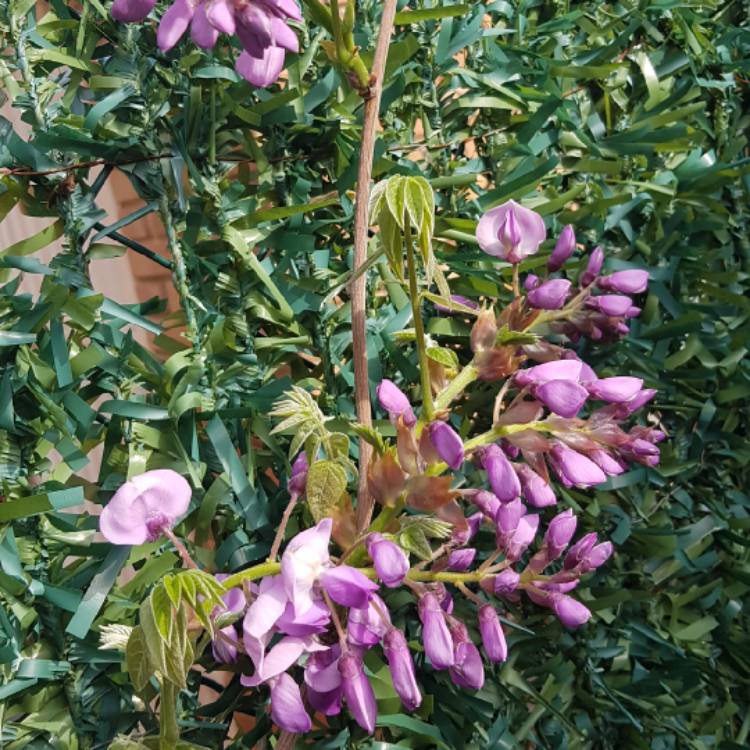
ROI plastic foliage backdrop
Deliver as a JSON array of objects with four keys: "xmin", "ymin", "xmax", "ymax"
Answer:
[{"xmin": 0, "ymin": 0, "xmax": 749, "ymax": 749}]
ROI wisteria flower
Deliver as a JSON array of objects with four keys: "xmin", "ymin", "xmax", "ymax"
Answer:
[{"xmin": 99, "ymin": 469, "xmax": 191, "ymax": 545}]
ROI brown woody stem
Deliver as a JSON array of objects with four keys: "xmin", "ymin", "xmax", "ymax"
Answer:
[{"xmin": 352, "ymin": 0, "xmax": 399, "ymax": 533}]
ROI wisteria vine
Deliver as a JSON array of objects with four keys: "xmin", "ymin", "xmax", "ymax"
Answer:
[{"xmin": 99, "ymin": 181, "xmax": 663, "ymax": 740}]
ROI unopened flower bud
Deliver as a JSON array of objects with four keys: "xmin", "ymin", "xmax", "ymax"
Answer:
[
  {"xmin": 367, "ymin": 534, "xmax": 409, "ymax": 588},
  {"xmin": 339, "ymin": 652, "xmax": 377, "ymax": 734},
  {"xmin": 383, "ymin": 628, "xmax": 422, "ymax": 711},
  {"xmin": 597, "ymin": 269, "xmax": 649, "ymax": 294},
  {"xmin": 515, "ymin": 464, "xmax": 556, "ymax": 508},
  {"xmin": 288, "ymin": 452, "xmax": 309, "ymax": 496},
  {"xmin": 585, "ymin": 376, "xmax": 643, "ymax": 403},
  {"xmin": 418, "ymin": 593, "xmax": 454, "ymax": 669},
  {"xmin": 479, "ymin": 445, "xmax": 521, "ymax": 503},
  {"xmin": 587, "ymin": 294, "xmax": 633, "ymax": 317},
  {"xmin": 448, "ymin": 621, "xmax": 485, "ymax": 690},
  {"xmin": 580, "ymin": 246, "xmax": 604, "ymax": 286},
  {"xmin": 551, "ymin": 594, "xmax": 592, "ymax": 629},
  {"xmin": 543, "ymin": 509, "xmax": 577, "ymax": 559},
  {"xmin": 548, "ymin": 225, "xmax": 576, "ymax": 271},
  {"xmin": 447, "ymin": 548, "xmax": 476, "ymax": 571},
  {"xmin": 528, "ymin": 279, "xmax": 572, "ymax": 310},
  {"xmin": 493, "ymin": 568, "xmax": 520, "ymax": 596},
  {"xmin": 428, "ymin": 421, "xmax": 465, "ymax": 470},
  {"xmin": 377, "ymin": 379, "xmax": 417, "ymax": 426},
  {"xmin": 549, "ymin": 443, "xmax": 607, "ymax": 488},
  {"xmin": 478, "ymin": 605, "xmax": 508, "ymax": 663},
  {"xmin": 563, "ymin": 532, "xmax": 598, "ymax": 570}
]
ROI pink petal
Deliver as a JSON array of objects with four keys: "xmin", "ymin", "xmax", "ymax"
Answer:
[
  {"xmin": 190, "ymin": 4, "xmax": 219, "ymax": 48},
  {"xmin": 270, "ymin": 673, "xmax": 312, "ymax": 733},
  {"xmin": 236, "ymin": 46, "xmax": 286, "ymax": 87},
  {"xmin": 157, "ymin": 0, "xmax": 194, "ymax": 51}
]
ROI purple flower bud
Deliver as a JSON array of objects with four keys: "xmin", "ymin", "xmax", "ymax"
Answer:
[
  {"xmin": 495, "ymin": 498, "xmax": 526, "ymax": 542},
  {"xmin": 589, "ymin": 449, "xmax": 626, "ymax": 476},
  {"xmin": 448, "ymin": 622, "xmax": 485, "ymax": 690},
  {"xmin": 587, "ymin": 294, "xmax": 633, "ymax": 317},
  {"xmin": 543, "ymin": 509, "xmax": 577, "ymax": 559},
  {"xmin": 383, "ymin": 628, "xmax": 422, "ymax": 711},
  {"xmin": 535, "ymin": 379, "xmax": 588, "ymax": 418},
  {"xmin": 480, "ymin": 445, "xmax": 521, "ymax": 503},
  {"xmin": 288, "ymin": 452, "xmax": 309, "ymax": 495},
  {"xmin": 319, "ymin": 565, "xmax": 379, "ymax": 608},
  {"xmin": 515, "ymin": 464, "xmax": 556, "ymax": 508},
  {"xmin": 478, "ymin": 605, "xmax": 508, "ymax": 663},
  {"xmin": 524, "ymin": 273, "xmax": 540, "ymax": 291},
  {"xmin": 451, "ymin": 511, "xmax": 482, "ymax": 545},
  {"xmin": 366, "ymin": 534, "xmax": 409, "ymax": 588},
  {"xmin": 473, "ymin": 490, "xmax": 501, "ymax": 520},
  {"xmin": 598, "ymin": 269, "xmax": 649, "ymax": 294},
  {"xmin": 376, "ymin": 379, "xmax": 416, "ymax": 426},
  {"xmin": 339, "ymin": 652, "xmax": 377, "ymax": 734},
  {"xmin": 579, "ymin": 541, "xmax": 614, "ymax": 572},
  {"xmin": 476, "ymin": 200, "xmax": 546, "ymax": 263},
  {"xmin": 269, "ymin": 673, "xmax": 312, "ymax": 733},
  {"xmin": 418, "ymin": 593, "xmax": 454, "ymax": 668},
  {"xmin": 212, "ymin": 625, "xmax": 239, "ymax": 663},
  {"xmin": 528, "ymin": 279, "xmax": 572, "ymax": 310},
  {"xmin": 551, "ymin": 594, "xmax": 592, "ymax": 628},
  {"xmin": 428, "ymin": 421, "xmax": 465, "ymax": 470},
  {"xmin": 580, "ymin": 246, "xmax": 604, "ymax": 286},
  {"xmin": 447, "ymin": 548, "xmax": 476, "ymax": 571},
  {"xmin": 550, "ymin": 444, "xmax": 607, "ymax": 488},
  {"xmin": 111, "ymin": 0, "xmax": 156, "ymax": 22},
  {"xmin": 624, "ymin": 388, "xmax": 657, "ymax": 414},
  {"xmin": 585, "ymin": 376, "xmax": 643, "ymax": 403},
  {"xmin": 347, "ymin": 593, "xmax": 391, "ymax": 648},
  {"xmin": 548, "ymin": 225, "xmax": 576, "ymax": 271},
  {"xmin": 504, "ymin": 513, "xmax": 540, "ymax": 561},
  {"xmin": 563, "ymin": 533, "xmax": 597, "ymax": 570},
  {"xmin": 515, "ymin": 359, "xmax": 583, "ymax": 387},
  {"xmin": 493, "ymin": 568, "xmax": 520, "ymax": 596}
]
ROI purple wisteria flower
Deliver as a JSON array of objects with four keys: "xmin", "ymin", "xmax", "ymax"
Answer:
[
  {"xmin": 476, "ymin": 200, "xmax": 546, "ymax": 263},
  {"xmin": 111, "ymin": 0, "xmax": 302, "ymax": 86},
  {"xmin": 99, "ymin": 469, "xmax": 191, "ymax": 545}
]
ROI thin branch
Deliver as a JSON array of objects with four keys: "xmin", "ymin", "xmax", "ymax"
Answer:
[
  {"xmin": 268, "ymin": 493, "xmax": 299, "ymax": 560},
  {"xmin": 352, "ymin": 0, "xmax": 398, "ymax": 533}
]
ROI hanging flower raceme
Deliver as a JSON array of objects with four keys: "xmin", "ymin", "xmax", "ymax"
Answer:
[{"xmin": 110, "ymin": 0, "xmax": 302, "ymax": 86}]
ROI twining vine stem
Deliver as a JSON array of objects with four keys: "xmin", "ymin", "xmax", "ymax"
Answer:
[{"xmin": 352, "ymin": 0, "xmax": 399, "ymax": 533}]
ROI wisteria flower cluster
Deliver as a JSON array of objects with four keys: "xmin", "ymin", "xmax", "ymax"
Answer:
[
  {"xmin": 111, "ymin": 0, "xmax": 302, "ymax": 86},
  {"xmin": 99, "ymin": 196, "xmax": 661, "ymax": 738}
]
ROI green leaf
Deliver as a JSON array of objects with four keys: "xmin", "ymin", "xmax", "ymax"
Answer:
[
  {"xmin": 395, "ymin": 5, "xmax": 470, "ymax": 23},
  {"xmin": 305, "ymin": 460, "xmax": 348, "ymax": 523},
  {"xmin": 125, "ymin": 626, "xmax": 154, "ymax": 693}
]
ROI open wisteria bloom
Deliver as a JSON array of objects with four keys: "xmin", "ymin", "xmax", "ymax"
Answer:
[
  {"xmin": 111, "ymin": 0, "xmax": 302, "ymax": 86},
  {"xmin": 99, "ymin": 469, "xmax": 191, "ymax": 544}
]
